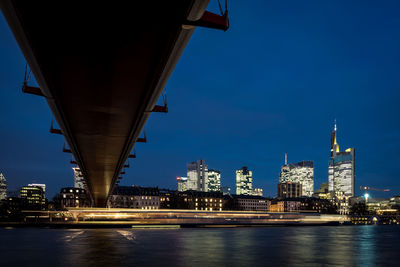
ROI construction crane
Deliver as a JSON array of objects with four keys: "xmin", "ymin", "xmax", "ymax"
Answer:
[{"xmin": 360, "ymin": 186, "xmax": 391, "ymax": 203}]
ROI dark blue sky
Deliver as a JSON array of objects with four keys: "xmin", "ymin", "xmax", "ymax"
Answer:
[{"xmin": 1, "ymin": 0, "xmax": 400, "ymax": 199}]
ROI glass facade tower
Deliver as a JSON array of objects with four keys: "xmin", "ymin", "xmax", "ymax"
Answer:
[
  {"xmin": 207, "ymin": 169, "xmax": 221, "ymax": 192},
  {"xmin": 328, "ymin": 121, "xmax": 355, "ymax": 197},
  {"xmin": 187, "ymin": 160, "xmax": 208, "ymax": 192},
  {"xmin": 279, "ymin": 160, "xmax": 314, "ymax": 197},
  {"xmin": 0, "ymin": 173, "xmax": 6, "ymax": 200},
  {"xmin": 236, "ymin": 166, "xmax": 253, "ymax": 195},
  {"xmin": 73, "ymin": 167, "xmax": 85, "ymax": 189}
]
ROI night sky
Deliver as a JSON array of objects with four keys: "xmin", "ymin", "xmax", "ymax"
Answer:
[{"xmin": 1, "ymin": 0, "xmax": 400, "ymax": 199}]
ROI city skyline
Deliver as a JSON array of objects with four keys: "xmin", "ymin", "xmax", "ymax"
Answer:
[
  {"xmin": 1, "ymin": 2, "xmax": 400, "ymax": 266},
  {"xmin": 1, "ymin": 1, "xmax": 400, "ymax": 199},
  {"xmin": 1, "ymin": 119, "xmax": 398, "ymax": 199}
]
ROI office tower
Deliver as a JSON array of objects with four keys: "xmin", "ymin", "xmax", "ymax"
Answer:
[
  {"xmin": 73, "ymin": 167, "xmax": 85, "ymax": 189},
  {"xmin": 0, "ymin": 173, "xmax": 6, "ymax": 200},
  {"xmin": 177, "ymin": 176, "xmax": 188, "ymax": 192},
  {"xmin": 279, "ymin": 158, "xmax": 314, "ymax": 197},
  {"xmin": 328, "ymin": 121, "xmax": 355, "ymax": 197},
  {"xmin": 207, "ymin": 169, "xmax": 221, "ymax": 192},
  {"xmin": 277, "ymin": 182, "xmax": 302, "ymax": 199},
  {"xmin": 20, "ymin": 185, "xmax": 46, "ymax": 207},
  {"xmin": 279, "ymin": 155, "xmax": 314, "ymax": 197},
  {"xmin": 187, "ymin": 160, "xmax": 208, "ymax": 191},
  {"xmin": 236, "ymin": 166, "xmax": 253, "ymax": 195},
  {"xmin": 28, "ymin": 183, "xmax": 46, "ymax": 198}
]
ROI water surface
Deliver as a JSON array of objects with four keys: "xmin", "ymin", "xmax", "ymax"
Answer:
[{"xmin": 0, "ymin": 226, "xmax": 398, "ymax": 266}]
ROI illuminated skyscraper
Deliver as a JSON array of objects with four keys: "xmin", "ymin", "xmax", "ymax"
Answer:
[
  {"xmin": 236, "ymin": 166, "xmax": 253, "ymax": 195},
  {"xmin": 207, "ymin": 169, "xmax": 221, "ymax": 192},
  {"xmin": 177, "ymin": 176, "xmax": 188, "ymax": 192},
  {"xmin": 73, "ymin": 167, "xmax": 85, "ymax": 189},
  {"xmin": 0, "ymin": 173, "xmax": 6, "ymax": 200},
  {"xmin": 328, "ymin": 121, "xmax": 355, "ymax": 197},
  {"xmin": 187, "ymin": 160, "xmax": 208, "ymax": 191},
  {"xmin": 279, "ymin": 158, "xmax": 314, "ymax": 197}
]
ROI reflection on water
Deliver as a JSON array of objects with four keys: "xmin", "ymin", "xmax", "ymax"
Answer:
[
  {"xmin": 357, "ymin": 225, "xmax": 376, "ymax": 266},
  {"xmin": 0, "ymin": 226, "xmax": 399, "ymax": 266}
]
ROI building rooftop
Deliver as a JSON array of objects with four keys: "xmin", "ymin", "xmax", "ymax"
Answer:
[
  {"xmin": 229, "ymin": 194, "xmax": 269, "ymax": 200},
  {"xmin": 112, "ymin": 186, "xmax": 160, "ymax": 196}
]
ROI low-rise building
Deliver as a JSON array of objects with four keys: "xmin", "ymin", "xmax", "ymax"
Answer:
[
  {"xmin": 269, "ymin": 201, "xmax": 284, "ymax": 212},
  {"xmin": 6, "ymin": 197, "xmax": 23, "ymax": 214},
  {"xmin": 108, "ymin": 186, "xmax": 160, "ymax": 209},
  {"xmin": 60, "ymin": 187, "xmax": 92, "ymax": 209},
  {"xmin": 159, "ymin": 189, "xmax": 176, "ymax": 209},
  {"xmin": 284, "ymin": 197, "xmax": 337, "ymax": 213},
  {"xmin": 284, "ymin": 200, "xmax": 301, "ymax": 212},
  {"xmin": 225, "ymin": 195, "xmax": 270, "ymax": 212},
  {"xmin": 270, "ymin": 200, "xmax": 301, "ymax": 212},
  {"xmin": 181, "ymin": 190, "xmax": 224, "ymax": 211},
  {"xmin": 159, "ymin": 190, "xmax": 224, "ymax": 211}
]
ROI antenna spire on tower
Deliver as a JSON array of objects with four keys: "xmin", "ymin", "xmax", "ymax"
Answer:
[{"xmin": 285, "ymin": 153, "xmax": 287, "ymax": 165}]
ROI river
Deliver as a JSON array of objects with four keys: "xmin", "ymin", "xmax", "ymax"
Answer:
[{"xmin": 0, "ymin": 226, "xmax": 399, "ymax": 266}]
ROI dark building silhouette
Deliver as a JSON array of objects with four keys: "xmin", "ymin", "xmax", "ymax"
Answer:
[
  {"xmin": 60, "ymin": 187, "xmax": 92, "ymax": 209},
  {"xmin": 224, "ymin": 195, "xmax": 270, "ymax": 212},
  {"xmin": 278, "ymin": 182, "xmax": 302, "ymax": 199},
  {"xmin": 108, "ymin": 186, "xmax": 160, "ymax": 209}
]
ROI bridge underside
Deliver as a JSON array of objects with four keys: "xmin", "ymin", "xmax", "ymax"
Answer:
[{"xmin": 1, "ymin": 0, "xmax": 209, "ymax": 206}]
